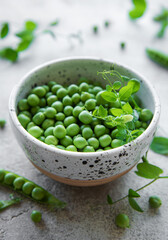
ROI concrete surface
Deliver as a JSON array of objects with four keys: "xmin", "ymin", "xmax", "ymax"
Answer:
[{"xmin": 0, "ymin": 0, "xmax": 168, "ymax": 239}]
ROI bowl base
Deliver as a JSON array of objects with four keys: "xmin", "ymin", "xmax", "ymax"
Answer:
[{"xmin": 31, "ymin": 161, "xmax": 135, "ymax": 187}]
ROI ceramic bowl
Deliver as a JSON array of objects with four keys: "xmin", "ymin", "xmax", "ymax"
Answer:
[{"xmin": 9, "ymin": 57, "xmax": 160, "ymax": 186}]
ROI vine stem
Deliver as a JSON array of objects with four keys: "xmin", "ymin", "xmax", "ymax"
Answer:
[{"xmin": 110, "ymin": 176, "xmax": 168, "ymax": 205}]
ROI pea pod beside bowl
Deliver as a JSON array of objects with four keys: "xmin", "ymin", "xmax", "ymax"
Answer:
[{"xmin": 9, "ymin": 57, "xmax": 160, "ymax": 186}]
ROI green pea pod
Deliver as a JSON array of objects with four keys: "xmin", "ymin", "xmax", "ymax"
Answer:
[
  {"xmin": 0, "ymin": 194, "xmax": 21, "ymax": 211},
  {"xmin": 0, "ymin": 169, "xmax": 66, "ymax": 209},
  {"xmin": 146, "ymin": 48, "xmax": 168, "ymax": 69}
]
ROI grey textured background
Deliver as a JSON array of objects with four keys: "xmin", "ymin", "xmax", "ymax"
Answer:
[{"xmin": 0, "ymin": 0, "xmax": 168, "ymax": 239}]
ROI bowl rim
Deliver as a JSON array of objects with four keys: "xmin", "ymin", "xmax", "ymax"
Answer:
[{"xmin": 9, "ymin": 56, "xmax": 161, "ymax": 157}]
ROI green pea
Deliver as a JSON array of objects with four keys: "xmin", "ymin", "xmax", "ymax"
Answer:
[
  {"xmin": 64, "ymin": 116, "xmax": 77, "ymax": 127},
  {"xmin": 73, "ymin": 106, "xmax": 83, "ymax": 117},
  {"xmin": 42, "ymin": 119, "xmax": 55, "ymax": 130},
  {"xmin": 45, "ymin": 107, "xmax": 57, "ymax": 118},
  {"xmin": 60, "ymin": 136, "xmax": 73, "ymax": 147},
  {"xmin": 140, "ymin": 109, "xmax": 153, "ymax": 122},
  {"xmin": 0, "ymin": 119, "xmax": 6, "ymax": 128},
  {"xmin": 73, "ymin": 137, "xmax": 87, "ymax": 149},
  {"xmin": 27, "ymin": 122, "xmax": 35, "ymax": 131},
  {"xmin": 32, "ymin": 86, "xmax": 46, "ymax": 97},
  {"xmin": 115, "ymin": 214, "xmax": 130, "ymax": 228},
  {"xmin": 51, "ymin": 101, "xmax": 63, "ymax": 112},
  {"xmin": 134, "ymin": 120, "xmax": 142, "ymax": 129},
  {"xmin": 18, "ymin": 99, "xmax": 29, "ymax": 111},
  {"xmin": 64, "ymin": 106, "xmax": 73, "ymax": 116},
  {"xmin": 53, "ymin": 125, "xmax": 66, "ymax": 139},
  {"xmin": 104, "ymin": 147, "xmax": 111, "ymax": 150},
  {"xmin": 42, "ymin": 85, "xmax": 49, "ymax": 93},
  {"xmin": 141, "ymin": 122, "xmax": 148, "ymax": 129},
  {"xmin": 18, "ymin": 114, "xmax": 31, "ymax": 128},
  {"xmin": 38, "ymin": 136, "xmax": 45, "ymax": 142},
  {"xmin": 57, "ymin": 88, "xmax": 67, "ymax": 99},
  {"xmin": 38, "ymin": 107, "xmax": 48, "ymax": 113},
  {"xmin": 79, "ymin": 111, "xmax": 92, "ymax": 124},
  {"xmin": 27, "ymin": 94, "xmax": 40, "ymax": 107},
  {"xmin": 4, "ymin": 173, "xmax": 16, "ymax": 185},
  {"xmin": 96, "ymin": 149, "xmax": 103, "ymax": 152},
  {"xmin": 32, "ymin": 187, "xmax": 45, "ymax": 200},
  {"xmin": 82, "ymin": 127, "xmax": 93, "ymax": 139},
  {"xmin": 0, "ymin": 169, "xmax": 6, "ymax": 181},
  {"xmin": 85, "ymin": 99, "xmax": 96, "ymax": 111},
  {"xmin": 44, "ymin": 127, "xmax": 54, "ymax": 137},
  {"xmin": 45, "ymin": 92, "xmax": 52, "ymax": 98},
  {"xmin": 66, "ymin": 145, "xmax": 77, "ymax": 152},
  {"xmin": 66, "ymin": 123, "xmax": 80, "ymax": 137},
  {"xmin": 111, "ymin": 139, "xmax": 124, "ymax": 148},
  {"xmin": 81, "ymin": 92, "xmax": 91, "ymax": 102},
  {"xmin": 55, "ymin": 121, "xmax": 64, "ymax": 126},
  {"xmin": 31, "ymin": 210, "xmax": 42, "ymax": 223},
  {"xmin": 108, "ymin": 99, "xmax": 121, "ymax": 108},
  {"xmin": 99, "ymin": 134, "xmax": 111, "ymax": 148},
  {"xmin": 51, "ymin": 84, "xmax": 62, "ymax": 94},
  {"xmin": 93, "ymin": 86, "xmax": 103, "ymax": 95},
  {"xmin": 39, "ymin": 98, "xmax": 46, "ymax": 107},
  {"xmin": 88, "ymin": 137, "xmax": 99, "ymax": 149},
  {"xmin": 91, "ymin": 117, "xmax": 101, "ymax": 128},
  {"xmin": 96, "ymin": 91, "xmax": 108, "ymax": 105},
  {"xmin": 20, "ymin": 111, "xmax": 32, "ymax": 119},
  {"xmin": 94, "ymin": 125, "xmax": 106, "ymax": 137},
  {"xmin": 47, "ymin": 95, "xmax": 58, "ymax": 106},
  {"xmin": 30, "ymin": 106, "xmax": 40, "ymax": 115},
  {"xmin": 77, "ymin": 101, "xmax": 84, "ymax": 107},
  {"xmin": 83, "ymin": 146, "xmax": 95, "ymax": 152},
  {"xmin": 45, "ymin": 135, "xmax": 58, "ymax": 145},
  {"xmin": 32, "ymin": 112, "xmax": 45, "ymax": 125},
  {"xmin": 149, "ymin": 196, "xmax": 162, "ymax": 208},
  {"xmin": 79, "ymin": 82, "xmax": 89, "ymax": 92},
  {"xmin": 80, "ymin": 124, "xmax": 90, "ymax": 131},
  {"xmin": 55, "ymin": 113, "xmax": 65, "ymax": 121},
  {"xmin": 48, "ymin": 81, "xmax": 57, "ymax": 89},
  {"xmin": 22, "ymin": 182, "xmax": 35, "ymax": 195},
  {"xmin": 62, "ymin": 96, "xmax": 72, "ymax": 106},
  {"xmin": 72, "ymin": 93, "xmax": 81, "ymax": 104},
  {"xmin": 56, "ymin": 145, "xmax": 66, "ymax": 150},
  {"xmin": 13, "ymin": 177, "xmax": 25, "ymax": 189},
  {"xmin": 28, "ymin": 126, "xmax": 43, "ymax": 138},
  {"xmin": 67, "ymin": 84, "xmax": 79, "ymax": 96}
]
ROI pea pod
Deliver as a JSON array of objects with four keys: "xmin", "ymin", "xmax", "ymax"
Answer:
[
  {"xmin": 0, "ymin": 194, "xmax": 21, "ymax": 211},
  {"xmin": 0, "ymin": 169, "xmax": 66, "ymax": 209},
  {"xmin": 146, "ymin": 48, "xmax": 168, "ymax": 69}
]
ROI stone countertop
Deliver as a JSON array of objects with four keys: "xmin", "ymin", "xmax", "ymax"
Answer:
[{"xmin": 0, "ymin": 0, "xmax": 168, "ymax": 239}]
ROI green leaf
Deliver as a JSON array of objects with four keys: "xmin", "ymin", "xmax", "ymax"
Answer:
[
  {"xmin": 106, "ymin": 85, "xmax": 112, "ymax": 91},
  {"xmin": 150, "ymin": 137, "xmax": 168, "ymax": 155},
  {"xmin": 121, "ymin": 75, "xmax": 130, "ymax": 82},
  {"xmin": 101, "ymin": 91, "xmax": 117, "ymax": 102},
  {"xmin": 25, "ymin": 21, "xmax": 37, "ymax": 31},
  {"xmin": 135, "ymin": 162, "xmax": 163, "ymax": 179},
  {"xmin": 113, "ymin": 81, "xmax": 122, "ymax": 90},
  {"xmin": 116, "ymin": 126, "xmax": 127, "ymax": 140},
  {"xmin": 0, "ymin": 47, "xmax": 18, "ymax": 62},
  {"xmin": 98, "ymin": 105, "xmax": 107, "ymax": 118},
  {"xmin": 122, "ymin": 114, "xmax": 133, "ymax": 123},
  {"xmin": 111, "ymin": 108, "xmax": 124, "ymax": 117},
  {"xmin": 50, "ymin": 20, "xmax": 59, "ymax": 26},
  {"xmin": 153, "ymin": 8, "xmax": 168, "ymax": 22},
  {"xmin": 129, "ymin": 0, "xmax": 147, "ymax": 20},
  {"xmin": 128, "ymin": 197, "xmax": 143, "ymax": 212},
  {"xmin": 0, "ymin": 22, "xmax": 9, "ymax": 39},
  {"xmin": 122, "ymin": 102, "xmax": 133, "ymax": 114},
  {"xmin": 119, "ymin": 85, "xmax": 133, "ymax": 101},
  {"xmin": 43, "ymin": 29, "xmax": 56, "ymax": 38},
  {"xmin": 17, "ymin": 40, "xmax": 33, "ymax": 52},
  {"xmin": 15, "ymin": 30, "xmax": 34, "ymax": 41},
  {"xmin": 127, "ymin": 79, "xmax": 140, "ymax": 94},
  {"xmin": 107, "ymin": 194, "xmax": 113, "ymax": 205},
  {"xmin": 157, "ymin": 20, "xmax": 168, "ymax": 38},
  {"xmin": 128, "ymin": 189, "xmax": 140, "ymax": 198},
  {"xmin": 92, "ymin": 109, "xmax": 98, "ymax": 117}
]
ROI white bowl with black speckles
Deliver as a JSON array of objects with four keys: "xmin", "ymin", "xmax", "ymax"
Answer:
[{"xmin": 9, "ymin": 57, "xmax": 160, "ymax": 186}]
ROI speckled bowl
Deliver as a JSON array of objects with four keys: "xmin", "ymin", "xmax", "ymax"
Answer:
[{"xmin": 9, "ymin": 57, "xmax": 160, "ymax": 186}]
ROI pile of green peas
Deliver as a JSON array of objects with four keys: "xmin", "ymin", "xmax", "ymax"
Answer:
[{"xmin": 17, "ymin": 78, "xmax": 153, "ymax": 152}]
